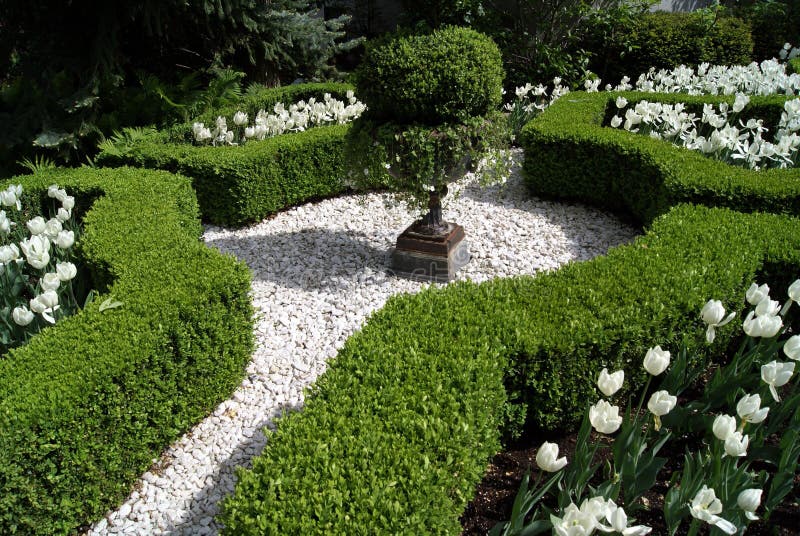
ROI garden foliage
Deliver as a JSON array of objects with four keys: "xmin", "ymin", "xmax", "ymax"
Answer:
[
  {"xmin": 219, "ymin": 202, "xmax": 800, "ymax": 534},
  {"xmin": 520, "ymin": 91, "xmax": 800, "ymax": 226},
  {"xmin": 0, "ymin": 167, "xmax": 254, "ymax": 534},
  {"xmin": 585, "ymin": 11, "xmax": 754, "ymax": 85},
  {"xmin": 96, "ymin": 84, "xmax": 354, "ymax": 226},
  {"xmin": 353, "ymin": 26, "xmax": 504, "ymax": 124}
]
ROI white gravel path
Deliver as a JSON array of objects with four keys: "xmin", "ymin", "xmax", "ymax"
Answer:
[{"xmin": 85, "ymin": 149, "xmax": 639, "ymax": 535}]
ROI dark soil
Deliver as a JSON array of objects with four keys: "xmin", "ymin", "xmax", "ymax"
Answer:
[{"xmin": 460, "ymin": 429, "xmax": 799, "ymax": 535}]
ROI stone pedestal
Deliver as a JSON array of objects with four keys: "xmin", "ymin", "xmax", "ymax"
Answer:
[{"xmin": 389, "ymin": 222, "xmax": 470, "ymax": 282}]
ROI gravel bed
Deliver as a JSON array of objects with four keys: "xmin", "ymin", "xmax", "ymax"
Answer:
[{"xmin": 85, "ymin": 149, "xmax": 639, "ymax": 535}]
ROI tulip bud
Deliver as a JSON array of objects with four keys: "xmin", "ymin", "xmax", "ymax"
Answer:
[
  {"xmin": 597, "ymin": 368, "xmax": 624, "ymax": 397},
  {"xmin": 55, "ymin": 230, "xmax": 75, "ymax": 249},
  {"xmin": 643, "ymin": 346, "xmax": 670, "ymax": 376},
  {"xmin": 62, "ymin": 196, "xmax": 75, "ymax": 211},
  {"xmin": 647, "ymin": 390, "xmax": 677, "ymax": 417},
  {"xmin": 535, "ymin": 441, "xmax": 568, "ymax": 472}
]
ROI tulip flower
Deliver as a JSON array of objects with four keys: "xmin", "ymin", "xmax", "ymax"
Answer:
[
  {"xmin": 754, "ymin": 298, "xmax": 780, "ymax": 317},
  {"xmin": 56, "ymin": 208, "xmax": 71, "ymax": 223},
  {"xmin": 616, "ymin": 96, "xmax": 628, "ymax": 109},
  {"xmin": 723, "ymin": 431, "xmax": 749, "ymax": 457},
  {"xmin": 603, "ymin": 503, "xmax": 652, "ymax": 535},
  {"xmin": 689, "ymin": 486, "xmax": 738, "ymax": 535},
  {"xmin": 0, "ymin": 210, "xmax": 13, "ymax": 233},
  {"xmin": 647, "ymin": 390, "xmax": 677, "ymax": 431},
  {"xmin": 535, "ymin": 441, "xmax": 567, "ymax": 472},
  {"xmin": 551, "ymin": 503, "xmax": 596, "ymax": 536},
  {"xmin": 61, "ymin": 196, "xmax": 75, "ymax": 211},
  {"xmin": 737, "ymin": 489, "xmax": 762, "ymax": 521},
  {"xmin": 610, "ymin": 115, "xmax": 623, "ymax": 128},
  {"xmin": 26, "ymin": 216, "xmax": 46, "ymax": 235},
  {"xmin": 589, "ymin": 399, "xmax": 623, "ymax": 434},
  {"xmin": 783, "ymin": 335, "xmax": 800, "ymax": 360},
  {"xmin": 56, "ymin": 262, "xmax": 77, "ymax": 281},
  {"xmin": 783, "ymin": 279, "xmax": 800, "ymax": 314},
  {"xmin": 746, "ymin": 283, "xmax": 770, "ymax": 305},
  {"xmin": 0, "ymin": 244, "xmax": 20, "ymax": 265},
  {"xmin": 55, "ymin": 230, "xmax": 75, "ymax": 249},
  {"xmin": 713, "ymin": 414, "xmax": 736, "ymax": 440},
  {"xmin": 233, "ymin": 111, "xmax": 248, "ymax": 126},
  {"xmin": 761, "ymin": 360, "xmax": 795, "ymax": 401},
  {"xmin": 44, "ymin": 218, "xmax": 62, "ymax": 238},
  {"xmin": 38, "ymin": 290, "xmax": 59, "ymax": 308},
  {"xmin": 12, "ymin": 306, "xmax": 34, "ymax": 326},
  {"xmin": 742, "ymin": 310, "xmax": 782, "ymax": 338},
  {"xmin": 736, "ymin": 394, "xmax": 769, "ymax": 426},
  {"xmin": 643, "ymin": 346, "xmax": 670, "ymax": 376},
  {"xmin": 700, "ymin": 299, "xmax": 735, "ymax": 343},
  {"xmin": 597, "ymin": 368, "xmax": 624, "ymax": 397},
  {"xmin": 40, "ymin": 272, "xmax": 60, "ymax": 292},
  {"xmin": 20, "ymin": 235, "xmax": 51, "ymax": 269}
]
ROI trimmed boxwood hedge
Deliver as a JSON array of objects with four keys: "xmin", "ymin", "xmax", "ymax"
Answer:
[
  {"xmin": 520, "ymin": 91, "xmax": 800, "ymax": 226},
  {"xmin": 0, "ymin": 167, "xmax": 254, "ymax": 535},
  {"xmin": 219, "ymin": 202, "xmax": 800, "ymax": 534},
  {"xmin": 96, "ymin": 83, "xmax": 355, "ymax": 226}
]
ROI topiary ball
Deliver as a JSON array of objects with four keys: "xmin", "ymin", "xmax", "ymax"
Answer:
[{"xmin": 354, "ymin": 26, "xmax": 504, "ymax": 125}]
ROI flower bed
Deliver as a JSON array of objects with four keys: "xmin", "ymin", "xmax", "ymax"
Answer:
[
  {"xmin": 0, "ymin": 167, "xmax": 253, "ymax": 535},
  {"xmin": 520, "ymin": 91, "xmax": 800, "ymax": 226},
  {"xmin": 218, "ymin": 203, "xmax": 800, "ymax": 534},
  {"xmin": 96, "ymin": 83, "xmax": 355, "ymax": 226}
]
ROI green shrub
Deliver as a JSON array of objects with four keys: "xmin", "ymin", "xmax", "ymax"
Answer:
[
  {"xmin": 520, "ymin": 91, "xmax": 800, "ymax": 226},
  {"xmin": 97, "ymin": 123, "xmax": 350, "ymax": 227},
  {"xmin": 586, "ymin": 12, "xmax": 753, "ymax": 84},
  {"xmin": 789, "ymin": 56, "xmax": 800, "ymax": 74},
  {"xmin": 354, "ymin": 26, "xmax": 504, "ymax": 124},
  {"xmin": 0, "ymin": 167, "xmax": 254, "ymax": 534},
  {"xmin": 219, "ymin": 202, "xmax": 800, "ymax": 534}
]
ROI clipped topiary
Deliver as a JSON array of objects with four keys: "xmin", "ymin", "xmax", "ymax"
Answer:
[{"xmin": 354, "ymin": 26, "xmax": 504, "ymax": 124}]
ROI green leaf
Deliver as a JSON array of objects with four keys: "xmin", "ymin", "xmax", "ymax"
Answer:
[{"xmin": 98, "ymin": 297, "xmax": 124, "ymax": 312}]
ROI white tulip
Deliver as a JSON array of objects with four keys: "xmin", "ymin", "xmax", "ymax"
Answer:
[
  {"xmin": 689, "ymin": 486, "xmax": 738, "ymax": 535},
  {"xmin": 742, "ymin": 310, "xmax": 782, "ymax": 338},
  {"xmin": 597, "ymin": 368, "xmax": 624, "ymax": 397},
  {"xmin": 56, "ymin": 208, "xmax": 71, "ymax": 223},
  {"xmin": 737, "ymin": 489, "xmax": 762, "ymax": 521},
  {"xmin": 783, "ymin": 335, "xmax": 800, "ymax": 360},
  {"xmin": 55, "ymin": 230, "xmax": 75, "ymax": 249},
  {"xmin": 643, "ymin": 346, "xmax": 670, "ymax": 376},
  {"xmin": 761, "ymin": 360, "xmax": 795, "ymax": 401},
  {"xmin": 610, "ymin": 115, "xmax": 623, "ymax": 128},
  {"xmin": 233, "ymin": 111, "xmax": 248, "ymax": 126},
  {"xmin": 700, "ymin": 299, "xmax": 736, "ymax": 343},
  {"xmin": 0, "ymin": 210, "xmax": 13, "ymax": 233},
  {"xmin": 56, "ymin": 262, "xmax": 77, "ymax": 281},
  {"xmin": 616, "ymin": 96, "xmax": 628, "ymax": 109},
  {"xmin": 746, "ymin": 282, "xmax": 770, "ymax": 305},
  {"xmin": 40, "ymin": 272, "xmax": 60, "ymax": 292},
  {"xmin": 647, "ymin": 390, "xmax": 677, "ymax": 417},
  {"xmin": 589, "ymin": 399, "xmax": 623, "ymax": 434},
  {"xmin": 754, "ymin": 297, "xmax": 780, "ymax": 317},
  {"xmin": 29, "ymin": 296, "xmax": 47, "ymax": 314},
  {"xmin": 0, "ymin": 244, "xmax": 20, "ymax": 264},
  {"xmin": 712, "ymin": 414, "xmax": 737, "ymax": 440},
  {"xmin": 12, "ymin": 306, "xmax": 34, "ymax": 326},
  {"xmin": 736, "ymin": 393, "xmax": 769, "ymax": 425},
  {"xmin": 535, "ymin": 441, "xmax": 568, "ymax": 472},
  {"xmin": 724, "ymin": 431, "xmax": 749, "ymax": 457},
  {"xmin": 26, "ymin": 216, "xmax": 46, "ymax": 235},
  {"xmin": 38, "ymin": 290, "xmax": 59, "ymax": 308},
  {"xmin": 44, "ymin": 218, "xmax": 62, "ymax": 238},
  {"xmin": 20, "ymin": 235, "xmax": 51, "ymax": 269},
  {"xmin": 61, "ymin": 196, "xmax": 75, "ymax": 211}
]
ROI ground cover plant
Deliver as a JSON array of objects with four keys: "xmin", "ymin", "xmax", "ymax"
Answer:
[{"xmin": 0, "ymin": 167, "xmax": 253, "ymax": 534}]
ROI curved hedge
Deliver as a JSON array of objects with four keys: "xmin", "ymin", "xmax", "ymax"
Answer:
[
  {"xmin": 96, "ymin": 83, "xmax": 355, "ymax": 226},
  {"xmin": 219, "ymin": 202, "xmax": 800, "ymax": 534},
  {"xmin": 0, "ymin": 167, "xmax": 254, "ymax": 535},
  {"xmin": 520, "ymin": 91, "xmax": 800, "ymax": 226}
]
